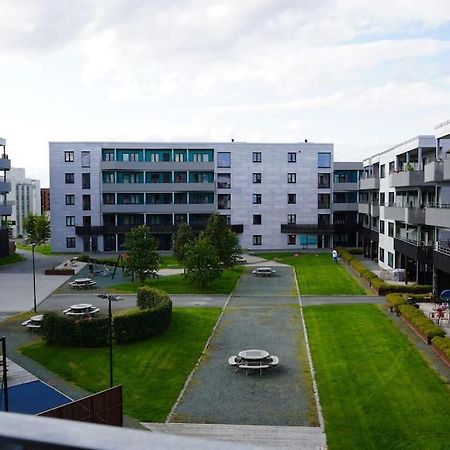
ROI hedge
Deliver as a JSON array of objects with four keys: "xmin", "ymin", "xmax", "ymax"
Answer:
[
  {"xmin": 431, "ymin": 336, "xmax": 450, "ymax": 360},
  {"xmin": 114, "ymin": 298, "xmax": 172, "ymax": 344},
  {"xmin": 336, "ymin": 247, "xmax": 432, "ymax": 295},
  {"xmin": 386, "ymin": 293, "xmax": 407, "ymax": 309},
  {"xmin": 398, "ymin": 304, "xmax": 445, "ymax": 342},
  {"xmin": 77, "ymin": 254, "xmax": 122, "ymax": 267},
  {"xmin": 42, "ymin": 312, "xmax": 109, "ymax": 347},
  {"xmin": 137, "ymin": 286, "xmax": 170, "ymax": 310}
]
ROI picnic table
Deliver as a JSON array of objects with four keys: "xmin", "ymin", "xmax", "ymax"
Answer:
[
  {"xmin": 21, "ymin": 315, "xmax": 44, "ymax": 329},
  {"xmin": 252, "ymin": 267, "xmax": 276, "ymax": 277},
  {"xmin": 69, "ymin": 278, "xmax": 97, "ymax": 289},
  {"xmin": 229, "ymin": 349, "xmax": 279, "ymax": 376},
  {"xmin": 63, "ymin": 304, "xmax": 100, "ymax": 317}
]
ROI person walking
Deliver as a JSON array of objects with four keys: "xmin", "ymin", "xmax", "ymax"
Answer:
[
  {"xmin": 88, "ymin": 261, "xmax": 94, "ymax": 278},
  {"xmin": 332, "ymin": 249, "xmax": 338, "ymax": 263}
]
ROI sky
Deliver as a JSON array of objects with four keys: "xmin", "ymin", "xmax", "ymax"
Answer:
[{"xmin": 1, "ymin": 0, "xmax": 450, "ymax": 187}]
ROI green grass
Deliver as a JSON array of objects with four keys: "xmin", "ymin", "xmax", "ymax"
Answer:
[
  {"xmin": 16, "ymin": 243, "xmax": 53, "ymax": 255},
  {"xmin": 0, "ymin": 253, "xmax": 25, "ymax": 266},
  {"xmin": 21, "ymin": 307, "xmax": 221, "ymax": 422},
  {"xmin": 160, "ymin": 255, "xmax": 181, "ymax": 269},
  {"xmin": 304, "ymin": 304, "xmax": 450, "ymax": 450},
  {"xmin": 259, "ymin": 253, "xmax": 365, "ymax": 295},
  {"xmin": 109, "ymin": 266, "xmax": 244, "ymax": 294}
]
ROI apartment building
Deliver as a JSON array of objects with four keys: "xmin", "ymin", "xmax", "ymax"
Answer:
[
  {"xmin": 41, "ymin": 187, "xmax": 50, "ymax": 215},
  {"xmin": 49, "ymin": 141, "xmax": 340, "ymax": 253},
  {"xmin": 7, "ymin": 168, "xmax": 41, "ymax": 238},
  {"xmin": 0, "ymin": 137, "xmax": 12, "ymax": 257},
  {"xmin": 359, "ymin": 131, "xmax": 450, "ymax": 293}
]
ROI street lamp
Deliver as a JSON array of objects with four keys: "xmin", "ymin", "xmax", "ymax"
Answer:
[{"xmin": 31, "ymin": 243, "xmax": 37, "ymax": 313}]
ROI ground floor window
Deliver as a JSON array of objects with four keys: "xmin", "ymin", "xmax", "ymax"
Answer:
[
  {"xmin": 388, "ymin": 251, "xmax": 394, "ymax": 268},
  {"xmin": 253, "ymin": 235, "xmax": 262, "ymax": 245},
  {"xmin": 299, "ymin": 234, "xmax": 318, "ymax": 246},
  {"xmin": 66, "ymin": 237, "xmax": 76, "ymax": 248},
  {"xmin": 287, "ymin": 235, "xmax": 296, "ymax": 245}
]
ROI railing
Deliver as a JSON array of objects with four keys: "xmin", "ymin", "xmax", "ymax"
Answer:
[
  {"xmin": 435, "ymin": 242, "xmax": 450, "ymax": 256},
  {"xmin": 395, "ymin": 235, "xmax": 432, "ymax": 247},
  {"xmin": 426, "ymin": 202, "xmax": 450, "ymax": 209}
]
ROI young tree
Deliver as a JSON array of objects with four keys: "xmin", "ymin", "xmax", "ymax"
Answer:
[
  {"xmin": 123, "ymin": 225, "xmax": 161, "ymax": 284},
  {"xmin": 23, "ymin": 214, "xmax": 50, "ymax": 244},
  {"xmin": 22, "ymin": 214, "xmax": 37, "ymax": 242},
  {"xmin": 184, "ymin": 236, "xmax": 222, "ymax": 287},
  {"xmin": 173, "ymin": 223, "xmax": 195, "ymax": 265},
  {"xmin": 204, "ymin": 213, "xmax": 242, "ymax": 268}
]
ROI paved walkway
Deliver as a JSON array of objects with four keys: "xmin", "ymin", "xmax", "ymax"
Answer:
[{"xmin": 170, "ymin": 266, "xmax": 325, "ymax": 447}]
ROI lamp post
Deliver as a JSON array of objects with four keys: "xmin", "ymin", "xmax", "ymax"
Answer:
[
  {"xmin": 31, "ymin": 243, "xmax": 37, "ymax": 313},
  {"xmin": 1, "ymin": 337, "xmax": 8, "ymax": 412}
]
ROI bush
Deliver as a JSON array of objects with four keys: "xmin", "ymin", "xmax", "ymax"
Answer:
[
  {"xmin": 114, "ymin": 298, "xmax": 172, "ymax": 344},
  {"xmin": 386, "ymin": 293, "xmax": 407, "ymax": 309},
  {"xmin": 77, "ymin": 254, "xmax": 121, "ymax": 267},
  {"xmin": 42, "ymin": 312, "xmax": 109, "ymax": 347},
  {"xmin": 431, "ymin": 336, "xmax": 450, "ymax": 359},
  {"xmin": 347, "ymin": 248, "xmax": 364, "ymax": 255},
  {"xmin": 137, "ymin": 286, "xmax": 170, "ymax": 309},
  {"xmin": 398, "ymin": 305, "xmax": 446, "ymax": 342}
]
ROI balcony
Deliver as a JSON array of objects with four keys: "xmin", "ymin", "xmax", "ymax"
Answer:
[
  {"xmin": 389, "ymin": 170, "xmax": 425, "ymax": 188},
  {"xmin": 101, "ymin": 161, "xmax": 214, "ymax": 171},
  {"xmin": 280, "ymin": 223, "xmax": 334, "ymax": 233},
  {"xmin": 425, "ymin": 204, "xmax": 450, "ymax": 228},
  {"xmin": 0, "ymin": 155, "xmax": 11, "ymax": 170},
  {"xmin": 359, "ymin": 176, "xmax": 379, "ymax": 190},
  {"xmin": 424, "ymin": 160, "xmax": 444, "ymax": 183},
  {"xmin": 102, "ymin": 182, "xmax": 215, "ymax": 193},
  {"xmin": 334, "ymin": 223, "xmax": 361, "ymax": 232},
  {"xmin": 333, "ymin": 203, "xmax": 358, "ymax": 212},
  {"xmin": 433, "ymin": 242, "xmax": 450, "ymax": 274},
  {"xmin": 358, "ymin": 203, "xmax": 369, "ymax": 214},
  {"xmin": 371, "ymin": 204, "xmax": 380, "ymax": 217},
  {"xmin": 445, "ymin": 158, "xmax": 450, "ymax": 180},
  {"xmin": 334, "ymin": 182, "xmax": 358, "ymax": 191},
  {"xmin": 0, "ymin": 201, "xmax": 12, "ymax": 216},
  {"xmin": 0, "ymin": 180, "xmax": 11, "ymax": 193},
  {"xmin": 394, "ymin": 236, "xmax": 433, "ymax": 262},
  {"xmin": 384, "ymin": 204, "xmax": 425, "ymax": 225},
  {"xmin": 101, "ymin": 203, "xmax": 215, "ymax": 214}
]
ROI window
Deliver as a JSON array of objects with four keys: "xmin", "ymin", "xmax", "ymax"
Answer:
[
  {"xmin": 288, "ymin": 214, "xmax": 296, "ymax": 224},
  {"xmin": 103, "ymin": 172, "xmax": 115, "ymax": 183},
  {"xmin": 174, "ymin": 152, "xmax": 185, "ymax": 162},
  {"xmin": 82, "ymin": 194, "xmax": 91, "ymax": 211},
  {"xmin": 174, "ymin": 172, "xmax": 187, "ymax": 183},
  {"xmin": 253, "ymin": 194, "xmax": 261, "ymax": 204},
  {"xmin": 288, "ymin": 152, "xmax": 296, "ymax": 163},
  {"xmin": 81, "ymin": 151, "xmax": 90, "ymax": 168},
  {"xmin": 83, "ymin": 216, "xmax": 91, "ymax": 227},
  {"xmin": 388, "ymin": 251, "xmax": 394, "ymax": 268},
  {"xmin": 217, "ymin": 152, "xmax": 231, "ymax": 168},
  {"xmin": 252, "ymin": 152, "xmax": 262, "ymax": 163},
  {"xmin": 380, "ymin": 165, "xmax": 385, "ymax": 178},
  {"xmin": 217, "ymin": 173, "xmax": 231, "ymax": 189},
  {"xmin": 379, "ymin": 247, "xmax": 385, "ymax": 262},
  {"xmin": 288, "ymin": 173, "xmax": 296, "ymax": 183},
  {"xmin": 388, "ymin": 192, "xmax": 395, "ymax": 205},
  {"xmin": 66, "ymin": 216, "xmax": 75, "ymax": 226},
  {"xmin": 389, "ymin": 161, "xmax": 395, "ymax": 174},
  {"xmin": 66, "ymin": 237, "xmax": 76, "ymax": 248},
  {"xmin": 64, "ymin": 151, "xmax": 74, "ymax": 162},
  {"xmin": 218, "ymin": 194, "xmax": 231, "ymax": 210},
  {"xmin": 82, "ymin": 173, "xmax": 90, "ymax": 189},
  {"xmin": 65, "ymin": 194, "xmax": 75, "ymax": 205},
  {"xmin": 253, "ymin": 173, "xmax": 262, "ymax": 183},
  {"xmin": 334, "ymin": 170, "xmax": 358, "ymax": 183},
  {"xmin": 380, "ymin": 220, "xmax": 385, "ymax": 234},
  {"xmin": 174, "ymin": 214, "xmax": 187, "ymax": 225},
  {"xmin": 318, "ymin": 173, "xmax": 330, "ymax": 188},
  {"xmin": 174, "ymin": 193, "xmax": 187, "ymax": 204},
  {"xmin": 388, "ymin": 222, "xmax": 394, "ymax": 237},
  {"xmin": 65, "ymin": 173, "xmax": 74, "ymax": 184},
  {"xmin": 253, "ymin": 235, "xmax": 262, "ymax": 245},
  {"xmin": 288, "ymin": 235, "xmax": 296, "ymax": 245},
  {"xmin": 318, "ymin": 194, "xmax": 330, "ymax": 209},
  {"xmin": 380, "ymin": 192, "xmax": 385, "ymax": 205},
  {"xmin": 102, "ymin": 150, "xmax": 115, "ymax": 161},
  {"xmin": 253, "ymin": 214, "xmax": 262, "ymax": 225},
  {"xmin": 318, "ymin": 214, "xmax": 330, "ymax": 226},
  {"xmin": 288, "ymin": 193, "xmax": 296, "ymax": 204},
  {"xmin": 318, "ymin": 152, "xmax": 331, "ymax": 168}
]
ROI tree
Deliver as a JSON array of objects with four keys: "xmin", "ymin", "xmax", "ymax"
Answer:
[
  {"xmin": 184, "ymin": 236, "xmax": 222, "ymax": 287},
  {"xmin": 204, "ymin": 213, "xmax": 242, "ymax": 268},
  {"xmin": 123, "ymin": 226, "xmax": 161, "ymax": 284},
  {"xmin": 23, "ymin": 214, "xmax": 50, "ymax": 244},
  {"xmin": 173, "ymin": 223, "xmax": 195, "ymax": 265}
]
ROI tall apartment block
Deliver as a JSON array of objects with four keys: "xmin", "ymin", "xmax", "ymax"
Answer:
[
  {"xmin": 359, "ymin": 131, "xmax": 450, "ymax": 293},
  {"xmin": 7, "ymin": 168, "xmax": 41, "ymax": 238},
  {"xmin": 0, "ymin": 137, "xmax": 12, "ymax": 257},
  {"xmin": 49, "ymin": 141, "xmax": 344, "ymax": 253}
]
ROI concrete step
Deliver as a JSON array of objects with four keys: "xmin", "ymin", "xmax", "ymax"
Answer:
[{"xmin": 142, "ymin": 423, "xmax": 326, "ymax": 449}]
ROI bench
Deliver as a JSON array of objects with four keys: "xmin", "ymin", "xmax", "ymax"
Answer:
[{"xmin": 238, "ymin": 364, "xmax": 270, "ymax": 376}]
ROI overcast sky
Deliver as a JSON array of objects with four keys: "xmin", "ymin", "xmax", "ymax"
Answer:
[{"xmin": 1, "ymin": 0, "xmax": 450, "ymax": 187}]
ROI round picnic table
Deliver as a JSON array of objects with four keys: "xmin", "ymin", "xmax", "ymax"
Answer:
[{"xmin": 238, "ymin": 349, "xmax": 269, "ymax": 360}]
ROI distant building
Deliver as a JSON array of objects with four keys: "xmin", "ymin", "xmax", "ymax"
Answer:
[
  {"xmin": 7, "ymin": 168, "xmax": 40, "ymax": 238},
  {"xmin": 0, "ymin": 137, "xmax": 12, "ymax": 257},
  {"xmin": 41, "ymin": 187, "xmax": 50, "ymax": 214}
]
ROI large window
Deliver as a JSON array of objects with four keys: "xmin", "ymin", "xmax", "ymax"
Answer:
[
  {"xmin": 318, "ymin": 152, "xmax": 331, "ymax": 168},
  {"xmin": 103, "ymin": 193, "xmax": 115, "ymax": 204},
  {"xmin": 388, "ymin": 222, "xmax": 394, "ymax": 237},
  {"xmin": 66, "ymin": 237, "xmax": 76, "ymax": 248},
  {"xmin": 65, "ymin": 194, "xmax": 75, "ymax": 205},
  {"xmin": 288, "ymin": 214, "xmax": 296, "ymax": 224},
  {"xmin": 218, "ymin": 194, "xmax": 231, "ymax": 210},
  {"xmin": 380, "ymin": 165, "xmax": 385, "ymax": 178},
  {"xmin": 81, "ymin": 151, "xmax": 90, "ymax": 168},
  {"xmin": 253, "ymin": 173, "xmax": 262, "ymax": 183},
  {"xmin": 64, "ymin": 151, "xmax": 74, "ymax": 162},
  {"xmin": 253, "ymin": 194, "xmax": 262, "ymax": 204},
  {"xmin": 318, "ymin": 194, "xmax": 330, "ymax": 209},
  {"xmin": 388, "ymin": 251, "xmax": 394, "ymax": 268},
  {"xmin": 253, "ymin": 235, "xmax": 262, "ymax": 245},
  {"xmin": 288, "ymin": 173, "xmax": 296, "ymax": 183},
  {"xmin": 65, "ymin": 216, "xmax": 75, "ymax": 226},
  {"xmin": 252, "ymin": 152, "xmax": 262, "ymax": 163},
  {"xmin": 379, "ymin": 247, "xmax": 385, "ymax": 263},
  {"xmin": 217, "ymin": 173, "xmax": 231, "ymax": 189},
  {"xmin": 253, "ymin": 214, "xmax": 262, "ymax": 225},
  {"xmin": 288, "ymin": 235, "xmax": 296, "ymax": 245},
  {"xmin": 65, "ymin": 173, "xmax": 74, "ymax": 184},
  {"xmin": 82, "ymin": 173, "xmax": 90, "ymax": 189},
  {"xmin": 334, "ymin": 170, "xmax": 357, "ymax": 183},
  {"xmin": 217, "ymin": 152, "xmax": 231, "ymax": 168},
  {"xmin": 380, "ymin": 220, "xmax": 385, "ymax": 234},
  {"xmin": 82, "ymin": 195, "xmax": 91, "ymax": 211},
  {"xmin": 318, "ymin": 173, "xmax": 330, "ymax": 188},
  {"xmin": 288, "ymin": 193, "xmax": 296, "ymax": 204}
]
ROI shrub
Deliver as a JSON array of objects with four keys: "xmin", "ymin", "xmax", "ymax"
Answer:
[
  {"xmin": 77, "ymin": 254, "xmax": 121, "ymax": 267},
  {"xmin": 137, "ymin": 286, "xmax": 170, "ymax": 310},
  {"xmin": 386, "ymin": 293, "xmax": 407, "ymax": 309},
  {"xmin": 42, "ymin": 312, "xmax": 109, "ymax": 347},
  {"xmin": 114, "ymin": 298, "xmax": 172, "ymax": 344},
  {"xmin": 347, "ymin": 248, "xmax": 364, "ymax": 255},
  {"xmin": 398, "ymin": 305, "xmax": 445, "ymax": 343},
  {"xmin": 431, "ymin": 336, "xmax": 450, "ymax": 359}
]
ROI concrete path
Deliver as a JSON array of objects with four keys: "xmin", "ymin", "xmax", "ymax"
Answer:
[
  {"xmin": 302, "ymin": 296, "xmax": 385, "ymax": 306},
  {"xmin": 0, "ymin": 250, "xmax": 71, "ymax": 317},
  {"xmin": 170, "ymin": 266, "xmax": 325, "ymax": 448}
]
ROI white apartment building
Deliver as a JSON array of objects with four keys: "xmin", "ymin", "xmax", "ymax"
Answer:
[
  {"xmin": 7, "ymin": 168, "xmax": 41, "ymax": 238},
  {"xmin": 49, "ymin": 141, "xmax": 335, "ymax": 253}
]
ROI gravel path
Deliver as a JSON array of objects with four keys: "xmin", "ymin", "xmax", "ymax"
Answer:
[{"xmin": 171, "ymin": 266, "xmax": 319, "ymax": 426}]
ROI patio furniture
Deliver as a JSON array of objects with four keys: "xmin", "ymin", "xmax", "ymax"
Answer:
[
  {"xmin": 238, "ymin": 349, "xmax": 269, "ymax": 360},
  {"xmin": 239, "ymin": 361, "xmax": 270, "ymax": 376},
  {"xmin": 63, "ymin": 304, "xmax": 100, "ymax": 317},
  {"xmin": 228, "ymin": 355, "xmax": 239, "ymax": 367},
  {"xmin": 69, "ymin": 278, "xmax": 97, "ymax": 289},
  {"xmin": 269, "ymin": 355, "xmax": 279, "ymax": 367},
  {"xmin": 232, "ymin": 349, "xmax": 279, "ymax": 376},
  {"xmin": 252, "ymin": 267, "xmax": 276, "ymax": 277},
  {"xmin": 21, "ymin": 315, "xmax": 44, "ymax": 329}
]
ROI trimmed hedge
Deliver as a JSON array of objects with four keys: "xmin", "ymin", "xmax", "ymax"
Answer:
[
  {"xmin": 77, "ymin": 254, "xmax": 122, "ymax": 267},
  {"xmin": 114, "ymin": 298, "xmax": 172, "ymax": 344},
  {"xmin": 137, "ymin": 286, "xmax": 170, "ymax": 310},
  {"xmin": 337, "ymin": 247, "xmax": 432, "ymax": 295},
  {"xmin": 386, "ymin": 293, "xmax": 407, "ymax": 309},
  {"xmin": 431, "ymin": 336, "xmax": 450, "ymax": 360},
  {"xmin": 398, "ymin": 304, "xmax": 445, "ymax": 342},
  {"xmin": 42, "ymin": 312, "xmax": 109, "ymax": 347}
]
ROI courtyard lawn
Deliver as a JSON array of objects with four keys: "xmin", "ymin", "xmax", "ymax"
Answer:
[
  {"xmin": 160, "ymin": 255, "xmax": 181, "ymax": 269},
  {"xmin": 109, "ymin": 266, "xmax": 243, "ymax": 294},
  {"xmin": 15, "ymin": 243, "xmax": 53, "ymax": 255},
  {"xmin": 304, "ymin": 304, "xmax": 450, "ymax": 450},
  {"xmin": 0, "ymin": 253, "xmax": 25, "ymax": 266},
  {"xmin": 21, "ymin": 307, "xmax": 221, "ymax": 422},
  {"xmin": 259, "ymin": 253, "xmax": 365, "ymax": 295}
]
